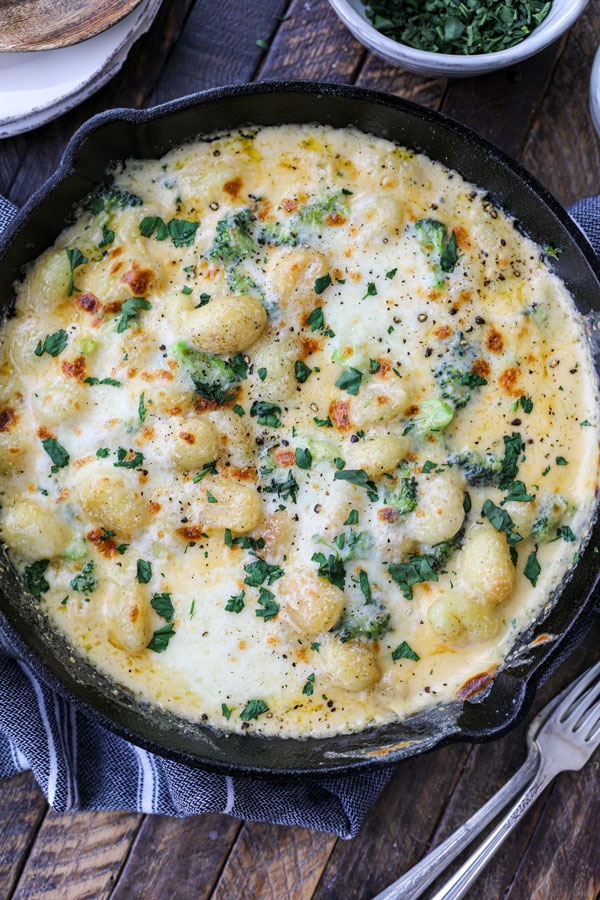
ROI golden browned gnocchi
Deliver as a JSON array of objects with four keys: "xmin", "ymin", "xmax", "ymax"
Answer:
[{"xmin": 0, "ymin": 123, "xmax": 596, "ymax": 739}]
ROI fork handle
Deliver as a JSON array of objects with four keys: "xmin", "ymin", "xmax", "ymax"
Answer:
[
  {"xmin": 428, "ymin": 765, "xmax": 555, "ymax": 900},
  {"xmin": 372, "ymin": 746, "xmax": 540, "ymax": 900}
]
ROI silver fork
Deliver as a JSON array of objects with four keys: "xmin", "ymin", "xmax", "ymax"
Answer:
[{"xmin": 374, "ymin": 659, "xmax": 600, "ymax": 900}]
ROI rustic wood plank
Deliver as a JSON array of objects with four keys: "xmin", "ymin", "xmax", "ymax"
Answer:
[
  {"xmin": 440, "ymin": 40, "xmax": 564, "ymax": 158},
  {"xmin": 147, "ymin": 0, "xmax": 288, "ymax": 105},
  {"xmin": 11, "ymin": 809, "xmax": 142, "ymax": 900},
  {"xmin": 504, "ymin": 764, "xmax": 600, "ymax": 900},
  {"xmin": 0, "ymin": 772, "xmax": 47, "ymax": 900},
  {"xmin": 354, "ymin": 54, "xmax": 446, "ymax": 109},
  {"xmin": 520, "ymin": 4, "xmax": 600, "ymax": 204},
  {"xmin": 1, "ymin": 0, "xmax": 195, "ymax": 206},
  {"xmin": 211, "ymin": 822, "xmax": 337, "ymax": 900},
  {"xmin": 260, "ymin": 0, "xmax": 365, "ymax": 83},
  {"xmin": 111, "ymin": 813, "xmax": 241, "ymax": 899},
  {"xmin": 310, "ymin": 743, "xmax": 471, "ymax": 900}
]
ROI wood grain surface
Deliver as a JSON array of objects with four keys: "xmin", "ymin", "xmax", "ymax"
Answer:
[
  {"xmin": 0, "ymin": 2, "xmax": 600, "ymax": 898},
  {"xmin": 0, "ymin": 0, "xmax": 145, "ymax": 52}
]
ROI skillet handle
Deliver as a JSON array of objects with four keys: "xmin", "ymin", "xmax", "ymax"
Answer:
[{"xmin": 371, "ymin": 746, "xmax": 539, "ymax": 900}]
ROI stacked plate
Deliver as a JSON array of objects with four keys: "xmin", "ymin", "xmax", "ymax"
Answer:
[{"xmin": 0, "ymin": 0, "xmax": 162, "ymax": 139}]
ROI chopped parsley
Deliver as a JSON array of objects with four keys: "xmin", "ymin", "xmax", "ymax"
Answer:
[
  {"xmin": 262, "ymin": 472, "xmax": 299, "ymax": 504},
  {"xmin": 334, "ymin": 468, "xmax": 378, "ymax": 502},
  {"xmin": 70, "ymin": 561, "xmax": 96, "ymax": 594},
  {"xmin": 524, "ymin": 549, "xmax": 541, "ymax": 587},
  {"xmin": 335, "ymin": 367, "xmax": 363, "ymax": 395},
  {"xmin": 306, "ymin": 307, "xmax": 324, "ymax": 331},
  {"xmin": 244, "ymin": 555, "xmax": 284, "ymax": 587},
  {"xmin": 84, "ymin": 376, "xmax": 121, "ymax": 387},
  {"xmin": 295, "ymin": 447, "xmax": 312, "ymax": 470},
  {"xmin": 556, "ymin": 456, "xmax": 568, "ymax": 466},
  {"xmin": 314, "ymin": 415, "xmax": 333, "ymax": 427},
  {"xmin": 65, "ymin": 247, "xmax": 88, "ymax": 296},
  {"xmin": 222, "ymin": 703, "xmax": 232, "ymax": 720},
  {"xmin": 256, "ymin": 587, "xmax": 280, "ymax": 621},
  {"xmin": 302, "ymin": 673, "xmax": 315, "ymax": 696},
  {"xmin": 386, "ymin": 268, "xmax": 397, "ymax": 279},
  {"xmin": 240, "ymin": 699, "xmax": 269, "ymax": 721},
  {"xmin": 139, "ymin": 216, "xmax": 199, "ymax": 247},
  {"xmin": 116, "ymin": 297, "xmax": 151, "ymax": 333},
  {"xmin": 344, "ymin": 510, "xmax": 359, "ymax": 525},
  {"xmin": 151, "ymin": 592, "xmax": 174, "ymax": 621},
  {"xmin": 34, "ymin": 329, "xmax": 68, "ymax": 358},
  {"xmin": 232, "ymin": 404, "xmax": 245, "ymax": 416},
  {"xmin": 225, "ymin": 590, "xmax": 245, "ymax": 613},
  {"xmin": 392, "ymin": 641, "xmax": 420, "ymax": 662},
  {"xmin": 136, "ymin": 559, "xmax": 152, "ymax": 584},
  {"xmin": 520, "ymin": 395, "xmax": 533, "ymax": 414},
  {"xmin": 482, "ymin": 499, "xmax": 522, "ymax": 546},
  {"xmin": 250, "ymin": 401, "xmax": 281, "ymax": 428},
  {"xmin": 23, "ymin": 560, "xmax": 50, "ymax": 600},
  {"xmin": 295, "ymin": 359, "xmax": 312, "ymax": 383},
  {"xmin": 139, "ymin": 392, "xmax": 146, "ymax": 423},
  {"xmin": 41, "ymin": 437, "xmax": 69, "ymax": 471},
  {"xmin": 312, "ymin": 551, "xmax": 345, "ymax": 590},
  {"xmin": 361, "ymin": 282, "xmax": 377, "ymax": 300},
  {"xmin": 389, "ymin": 556, "xmax": 438, "ymax": 600},
  {"xmin": 314, "ymin": 273, "xmax": 332, "ymax": 294},
  {"xmin": 358, "ymin": 569, "xmax": 372, "ymax": 603},
  {"xmin": 193, "ymin": 460, "xmax": 218, "ymax": 483},
  {"xmin": 147, "ymin": 623, "xmax": 176, "ymax": 652},
  {"xmin": 114, "ymin": 447, "xmax": 144, "ymax": 469}
]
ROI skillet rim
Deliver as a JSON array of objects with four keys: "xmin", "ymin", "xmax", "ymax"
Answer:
[{"xmin": 0, "ymin": 78, "xmax": 599, "ymax": 777}]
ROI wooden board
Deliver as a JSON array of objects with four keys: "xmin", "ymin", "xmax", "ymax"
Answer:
[
  {"xmin": 0, "ymin": 2, "xmax": 600, "ymax": 899},
  {"xmin": 0, "ymin": 0, "xmax": 145, "ymax": 52}
]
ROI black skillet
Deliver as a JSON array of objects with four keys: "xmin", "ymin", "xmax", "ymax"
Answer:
[{"xmin": 0, "ymin": 81, "xmax": 599, "ymax": 777}]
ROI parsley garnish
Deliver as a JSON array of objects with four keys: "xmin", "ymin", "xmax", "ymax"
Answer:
[
  {"xmin": 136, "ymin": 559, "xmax": 152, "ymax": 584},
  {"xmin": 295, "ymin": 447, "xmax": 312, "ymax": 470},
  {"xmin": 114, "ymin": 447, "xmax": 144, "ymax": 469},
  {"xmin": 358, "ymin": 568, "xmax": 372, "ymax": 603},
  {"xmin": 520, "ymin": 395, "xmax": 533, "ymax": 414},
  {"xmin": 206, "ymin": 490, "xmax": 217, "ymax": 503},
  {"xmin": 139, "ymin": 392, "xmax": 146, "ymax": 424},
  {"xmin": 524, "ymin": 549, "xmax": 541, "ymax": 587},
  {"xmin": 386, "ymin": 268, "xmax": 397, "ymax": 279},
  {"xmin": 99, "ymin": 226, "xmax": 115, "ymax": 248},
  {"xmin": 334, "ymin": 468, "xmax": 378, "ymax": 502},
  {"xmin": 116, "ymin": 297, "xmax": 151, "ymax": 333},
  {"xmin": 312, "ymin": 551, "xmax": 345, "ymax": 590},
  {"xmin": 196, "ymin": 293, "xmax": 211, "ymax": 308},
  {"xmin": 306, "ymin": 307, "xmax": 324, "ymax": 331},
  {"xmin": 147, "ymin": 623, "xmax": 176, "ymax": 652},
  {"xmin": 139, "ymin": 216, "xmax": 199, "ymax": 247},
  {"xmin": 225, "ymin": 590, "xmax": 245, "ymax": 613},
  {"xmin": 256, "ymin": 587, "xmax": 280, "ymax": 621},
  {"xmin": 23, "ymin": 560, "xmax": 50, "ymax": 599},
  {"xmin": 232, "ymin": 404, "xmax": 245, "ymax": 416},
  {"xmin": 41, "ymin": 437, "xmax": 69, "ymax": 471},
  {"xmin": 193, "ymin": 460, "xmax": 218, "ymax": 483},
  {"xmin": 151, "ymin": 592, "xmax": 174, "ymax": 621},
  {"xmin": 314, "ymin": 273, "xmax": 332, "ymax": 294},
  {"xmin": 65, "ymin": 247, "xmax": 88, "ymax": 296},
  {"xmin": 34, "ymin": 329, "xmax": 67, "ymax": 358},
  {"xmin": 84, "ymin": 377, "xmax": 121, "ymax": 387},
  {"xmin": 556, "ymin": 525, "xmax": 576, "ymax": 542},
  {"xmin": 222, "ymin": 703, "xmax": 232, "ymax": 720},
  {"xmin": 70, "ymin": 561, "xmax": 96, "ymax": 593},
  {"xmin": 335, "ymin": 367, "xmax": 363, "ymax": 395},
  {"xmin": 392, "ymin": 641, "xmax": 420, "ymax": 662},
  {"xmin": 344, "ymin": 510, "xmax": 359, "ymax": 525},
  {"xmin": 295, "ymin": 360, "xmax": 312, "ymax": 383},
  {"xmin": 250, "ymin": 401, "xmax": 282, "ymax": 428},
  {"xmin": 302, "ymin": 673, "xmax": 315, "ymax": 696},
  {"xmin": 240, "ymin": 699, "xmax": 269, "ymax": 721},
  {"xmin": 244, "ymin": 555, "xmax": 284, "ymax": 587},
  {"xmin": 262, "ymin": 472, "xmax": 299, "ymax": 504},
  {"xmin": 389, "ymin": 556, "xmax": 438, "ymax": 600},
  {"xmin": 361, "ymin": 282, "xmax": 377, "ymax": 300},
  {"xmin": 556, "ymin": 456, "xmax": 568, "ymax": 466},
  {"xmin": 314, "ymin": 415, "xmax": 333, "ymax": 427},
  {"xmin": 96, "ymin": 448, "xmax": 110, "ymax": 458},
  {"xmin": 482, "ymin": 499, "xmax": 522, "ymax": 546}
]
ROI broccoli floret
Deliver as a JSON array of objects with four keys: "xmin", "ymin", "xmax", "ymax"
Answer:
[
  {"xmin": 91, "ymin": 187, "xmax": 143, "ymax": 217},
  {"xmin": 531, "ymin": 495, "xmax": 569, "ymax": 543},
  {"xmin": 296, "ymin": 191, "xmax": 350, "ymax": 228},
  {"xmin": 227, "ymin": 268, "xmax": 264, "ymax": 300},
  {"xmin": 413, "ymin": 398, "xmax": 455, "ymax": 432},
  {"xmin": 451, "ymin": 450, "xmax": 503, "ymax": 486},
  {"xmin": 171, "ymin": 341, "xmax": 241, "ymax": 404},
  {"xmin": 209, "ymin": 207, "xmax": 258, "ymax": 266},
  {"xmin": 332, "ymin": 602, "xmax": 391, "ymax": 642},
  {"xmin": 426, "ymin": 527, "xmax": 465, "ymax": 570},
  {"xmin": 259, "ymin": 221, "xmax": 299, "ymax": 246},
  {"xmin": 314, "ymin": 529, "xmax": 373, "ymax": 562},
  {"xmin": 433, "ymin": 332, "xmax": 479, "ymax": 408},
  {"xmin": 384, "ymin": 465, "xmax": 418, "ymax": 515},
  {"xmin": 414, "ymin": 218, "xmax": 458, "ymax": 286}
]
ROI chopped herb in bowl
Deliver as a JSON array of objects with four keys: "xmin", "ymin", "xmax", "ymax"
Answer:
[{"xmin": 363, "ymin": 0, "xmax": 552, "ymax": 56}]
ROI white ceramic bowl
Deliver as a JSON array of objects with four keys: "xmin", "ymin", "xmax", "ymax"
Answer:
[{"xmin": 328, "ymin": 0, "xmax": 589, "ymax": 77}]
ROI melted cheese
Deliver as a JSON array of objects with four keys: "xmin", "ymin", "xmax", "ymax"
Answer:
[{"xmin": 0, "ymin": 124, "xmax": 597, "ymax": 737}]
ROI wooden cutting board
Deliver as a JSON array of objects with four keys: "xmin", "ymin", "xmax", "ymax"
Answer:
[{"xmin": 0, "ymin": 0, "xmax": 145, "ymax": 51}]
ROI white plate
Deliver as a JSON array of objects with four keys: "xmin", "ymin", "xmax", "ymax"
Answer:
[{"xmin": 0, "ymin": 0, "xmax": 162, "ymax": 138}]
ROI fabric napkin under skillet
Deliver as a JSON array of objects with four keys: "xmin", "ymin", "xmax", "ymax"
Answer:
[{"xmin": 0, "ymin": 192, "xmax": 597, "ymax": 838}]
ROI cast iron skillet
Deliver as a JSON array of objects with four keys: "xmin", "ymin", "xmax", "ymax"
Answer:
[{"xmin": 0, "ymin": 80, "xmax": 599, "ymax": 777}]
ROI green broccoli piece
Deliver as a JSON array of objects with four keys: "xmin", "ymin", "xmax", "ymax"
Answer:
[
  {"xmin": 531, "ymin": 495, "xmax": 569, "ymax": 543},
  {"xmin": 332, "ymin": 602, "xmax": 391, "ymax": 642},
  {"xmin": 414, "ymin": 218, "xmax": 458, "ymax": 286},
  {"xmin": 296, "ymin": 190, "xmax": 350, "ymax": 228},
  {"xmin": 209, "ymin": 207, "xmax": 258, "ymax": 265},
  {"xmin": 259, "ymin": 221, "xmax": 299, "ymax": 246},
  {"xmin": 451, "ymin": 450, "xmax": 503, "ymax": 486},
  {"xmin": 389, "ymin": 526, "xmax": 464, "ymax": 600},
  {"xmin": 433, "ymin": 332, "xmax": 480, "ymax": 408},
  {"xmin": 171, "ymin": 341, "xmax": 240, "ymax": 404},
  {"xmin": 91, "ymin": 187, "xmax": 143, "ymax": 215},
  {"xmin": 413, "ymin": 398, "xmax": 455, "ymax": 432},
  {"xmin": 227, "ymin": 268, "xmax": 264, "ymax": 300},
  {"xmin": 314, "ymin": 529, "xmax": 373, "ymax": 562},
  {"xmin": 384, "ymin": 465, "xmax": 418, "ymax": 515},
  {"xmin": 426, "ymin": 526, "xmax": 465, "ymax": 570}
]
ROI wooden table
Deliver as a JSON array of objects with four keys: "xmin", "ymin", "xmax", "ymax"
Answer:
[{"xmin": 0, "ymin": 2, "xmax": 600, "ymax": 897}]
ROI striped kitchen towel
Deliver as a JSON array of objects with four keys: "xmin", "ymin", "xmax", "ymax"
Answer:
[{"xmin": 0, "ymin": 192, "xmax": 596, "ymax": 837}]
